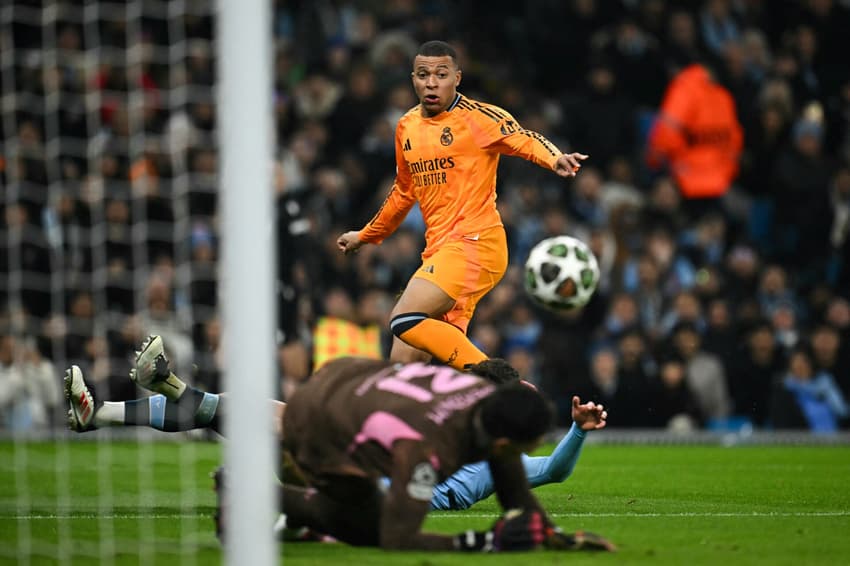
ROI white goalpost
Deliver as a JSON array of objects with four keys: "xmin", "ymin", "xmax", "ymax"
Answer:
[
  {"xmin": 1, "ymin": 0, "xmax": 277, "ymax": 563},
  {"xmin": 217, "ymin": 0, "xmax": 277, "ymax": 565}
]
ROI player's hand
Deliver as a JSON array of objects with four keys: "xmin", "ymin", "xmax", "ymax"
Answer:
[
  {"xmin": 553, "ymin": 153, "xmax": 589, "ymax": 178},
  {"xmin": 491, "ymin": 508, "xmax": 546, "ymax": 551},
  {"xmin": 337, "ymin": 231, "xmax": 365, "ymax": 255},
  {"xmin": 454, "ymin": 508, "xmax": 546, "ymax": 552},
  {"xmin": 571, "ymin": 395, "xmax": 607, "ymax": 431},
  {"xmin": 543, "ymin": 527, "xmax": 617, "ymax": 552}
]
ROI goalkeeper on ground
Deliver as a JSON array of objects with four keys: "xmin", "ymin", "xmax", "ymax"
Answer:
[{"xmin": 65, "ymin": 335, "xmax": 614, "ymax": 552}]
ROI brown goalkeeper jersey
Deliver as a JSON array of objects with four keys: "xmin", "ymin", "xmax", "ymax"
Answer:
[
  {"xmin": 282, "ymin": 357, "xmax": 496, "ymax": 484},
  {"xmin": 359, "ymin": 93, "xmax": 562, "ymax": 258},
  {"xmin": 281, "ymin": 357, "xmax": 548, "ymax": 550}
]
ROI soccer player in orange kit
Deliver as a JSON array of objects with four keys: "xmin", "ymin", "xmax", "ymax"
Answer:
[{"xmin": 337, "ymin": 40, "xmax": 588, "ymax": 371}]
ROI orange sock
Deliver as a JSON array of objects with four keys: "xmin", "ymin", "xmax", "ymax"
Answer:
[{"xmin": 398, "ymin": 318, "xmax": 487, "ymax": 370}]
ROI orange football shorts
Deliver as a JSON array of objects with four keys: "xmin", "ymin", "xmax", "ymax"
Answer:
[{"xmin": 412, "ymin": 226, "xmax": 508, "ymax": 333}]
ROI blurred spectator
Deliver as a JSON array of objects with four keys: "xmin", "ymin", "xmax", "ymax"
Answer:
[
  {"xmin": 140, "ymin": 273, "xmax": 194, "ymax": 380},
  {"xmin": 616, "ymin": 329, "xmax": 657, "ymax": 396},
  {"xmin": 279, "ymin": 339, "xmax": 310, "ymax": 402},
  {"xmin": 189, "ymin": 221, "xmax": 218, "ymax": 318},
  {"xmin": 701, "ymin": 297, "xmax": 737, "ymax": 362},
  {"xmin": 501, "ymin": 302, "xmax": 541, "ymax": 355},
  {"xmin": 827, "ymin": 165, "xmax": 850, "ymax": 291},
  {"xmin": 0, "ymin": 333, "xmax": 27, "ymax": 429},
  {"xmin": 598, "ymin": 292, "xmax": 641, "ymax": 347},
  {"xmin": 640, "ymin": 175, "xmax": 688, "ymax": 236},
  {"xmin": 727, "ymin": 319, "xmax": 784, "ymax": 426},
  {"xmin": 560, "ymin": 62, "xmax": 636, "ymax": 172},
  {"xmin": 768, "ymin": 299, "xmax": 801, "ymax": 353},
  {"xmin": 723, "ymin": 243, "xmax": 761, "ymax": 309},
  {"xmin": 0, "ymin": 333, "xmax": 59, "ymax": 430},
  {"xmin": 632, "ymin": 253, "xmax": 665, "ymax": 338},
  {"xmin": 326, "ymin": 64, "xmax": 383, "ymax": 158},
  {"xmin": 810, "ymin": 323, "xmax": 850, "ymax": 406},
  {"xmin": 597, "ymin": 14, "xmax": 667, "ymax": 109},
  {"xmin": 659, "ymin": 290, "xmax": 706, "ymax": 338},
  {"xmin": 537, "ymin": 308, "xmax": 599, "ymax": 428},
  {"xmin": 823, "ymin": 297, "xmax": 850, "ymax": 400},
  {"xmin": 565, "ymin": 166, "xmax": 609, "ymax": 229},
  {"xmin": 623, "ymin": 226, "xmax": 696, "ymax": 299},
  {"xmin": 663, "ymin": 9, "xmax": 705, "ymax": 75},
  {"xmin": 669, "ymin": 321, "xmax": 731, "ymax": 423},
  {"xmin": 770, "ymin": 103, "xmax": 833, "ymax": 280},
  {"xmin": 647, "ymin": 356, "xmax": 703, "ymax": 430},
  {"xmin": 699, "ymin": 0, "xmax": 741, "ymax": 58},
  {"xmin": 193, "ymin": 316, "xmax": 222, "ymax": 394},
  {"xmin": 756, "ymin": 264, "xmax": 799, "ymax": 318},
  {"xmin": 680, "ymin": 212, "xmax": 727, "ymax": 268},
  {"xmin": 504, "ymin": 345, "xmax": 540, "ymax": 390},
  {"xmin": 769, "ymin": 343, "xmax": 848, "ymax": 432},
  {"xmin": 587, "ymin": 345, "xmax": 650, "ymax": 428},
  {"xmin": 19, "ymin": 337, "xmax": 60, "ymax": 429}
]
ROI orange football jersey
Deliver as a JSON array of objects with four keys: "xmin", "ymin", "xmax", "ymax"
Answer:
[{"xmin": 359, "ymin": 93, "xmax": 562, "ymax": 258}]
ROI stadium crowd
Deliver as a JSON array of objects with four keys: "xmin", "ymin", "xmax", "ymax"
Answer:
[{"xmin": 1, "ymin": 0, "xmax": 849, "ymax": 433}]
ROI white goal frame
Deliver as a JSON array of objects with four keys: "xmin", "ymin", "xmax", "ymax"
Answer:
[{"xmin": 217, "ymin": 0, "xmax": 276, "ymax": 564}]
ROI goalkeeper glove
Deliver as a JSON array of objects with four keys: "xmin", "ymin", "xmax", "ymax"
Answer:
[
  {"xmin": 454, "ymin": 508, "xmax": 546, "ymax": 552},
  {"xmin": 453, "ymin": 530, "xmax": 496, "ymax": 552},
  {"xmin": 543, "ymin": 527, "xmax": 617, "ymax": 552}
]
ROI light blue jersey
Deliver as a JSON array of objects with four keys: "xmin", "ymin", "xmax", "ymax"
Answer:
[{"xmin": 430, "ymin": 422, "xmax": 587, "ymax": 510}]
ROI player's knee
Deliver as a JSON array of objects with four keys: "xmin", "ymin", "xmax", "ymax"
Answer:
[{"xmin": 390, "ymin": 312, "xmax": 428, "ymax": 338}]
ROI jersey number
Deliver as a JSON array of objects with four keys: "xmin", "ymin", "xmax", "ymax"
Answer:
[{"xmin": 377, "ymin": 363, "xmax": 479, "ymax": 402}]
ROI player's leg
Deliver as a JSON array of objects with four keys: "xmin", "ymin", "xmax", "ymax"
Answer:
[
  {"xmin": 64, "ymin": 362, "xmax": 224, "ymax": 433},
  {"xmin": 390, "ymin": 229, "xmax": 507, "ymax": 371},
  {"xmin": 279, "ymin": 477, "xmax": 382, "ymax": 546},
  {"xmin": 388, "ymin": 334, "xmax": 432, "ymax": 365},
  {"xmin": 128, "ymin": 334, "xmax": 289, "ymax": 438},
  {"xmin": 389, "ymin": 276, "xmax": 486, "ymax": 367}
]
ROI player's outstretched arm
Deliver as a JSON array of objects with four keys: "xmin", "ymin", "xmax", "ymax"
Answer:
[
  {"xmin": 523, "ymin": 396, "xmax": 607, "ymax": 486},
  {"xmin": 431, "ymin": 396, "xmax": 607, "ymax": 509}
]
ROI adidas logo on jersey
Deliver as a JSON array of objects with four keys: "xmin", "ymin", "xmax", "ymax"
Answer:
[
  {"xmin": 421, "ymin": 265, "xmax": 434, "ymax": 274},
  {"xmin": 403, "ymin": 138, "xmax": 412, "ymax": 151}
]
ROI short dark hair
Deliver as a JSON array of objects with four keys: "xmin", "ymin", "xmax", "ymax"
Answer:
[
  {"xmin": 416, "ymin": 40, "xmax": 457, "ymax": 65},
  {"xmin": 466, "ymin": 358, "xmax": 520, "ymax": 385},
  {"xmin": 479, "ymin": 383, "xmax": 554, "ymax": 443}
]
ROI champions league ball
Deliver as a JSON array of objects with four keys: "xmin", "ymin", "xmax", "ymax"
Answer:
[{"xmin": 523, "ymin": 235, "xmax": 600, "ymax": 311}]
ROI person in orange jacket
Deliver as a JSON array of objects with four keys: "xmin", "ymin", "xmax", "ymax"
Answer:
[{"xmin": 646, "ymin": 64, "xmax": 743, "ymax": 216}]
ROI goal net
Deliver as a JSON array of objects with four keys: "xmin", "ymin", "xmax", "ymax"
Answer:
[{"xmin": 0, "ymin": 1, "xmax": 275, "ymax": 563}]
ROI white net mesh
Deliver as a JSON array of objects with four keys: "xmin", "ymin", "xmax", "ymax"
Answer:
[{"xmin": 1, "ymin": 1, "xmax": 223, "ymax": 563}]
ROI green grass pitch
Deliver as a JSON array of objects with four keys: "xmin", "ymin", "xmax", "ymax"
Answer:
[{"xmin": 1, "ymin": 440, "xmax": 849, "ymax": 565}]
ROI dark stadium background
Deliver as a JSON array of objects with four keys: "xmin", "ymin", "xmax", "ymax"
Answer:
[{"xmin": 1, "ymin": 0, "xmax": 849, "ymax": 434}]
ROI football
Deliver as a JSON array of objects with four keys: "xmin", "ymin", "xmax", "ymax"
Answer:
[{"xmin": 523, "ymin": 235, "xmax": 600, "ymax": 311}]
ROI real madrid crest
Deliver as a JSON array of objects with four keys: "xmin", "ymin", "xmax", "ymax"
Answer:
[{"xmin": 440, "ymin": 126, "xmax": 453, "ymax": 146}]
